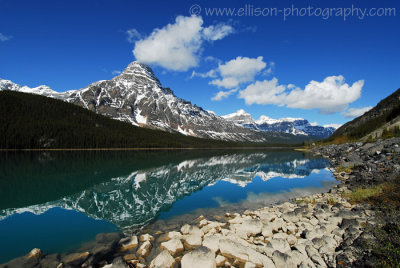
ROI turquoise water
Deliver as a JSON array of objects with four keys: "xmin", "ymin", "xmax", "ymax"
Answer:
[{"xmin": 0, "ymin": 150, "xmax": 336, "ymax": 263}]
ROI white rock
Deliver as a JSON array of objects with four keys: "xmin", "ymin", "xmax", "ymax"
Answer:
[
  {"xmin": 306, "ymin": 245, "xmax": 326, "ymax": 267},
  {"xmin": 259, "ymin": 212, "xmax": 276, "ymax": 223},
  {"xmin": 219, "ymin": 239, "xmax": 276, "ymax": 267},
  {"xmin": 228, "ymin": 216, "xmax": 244, "ymax": 224},
  {"xmin": 160, "ymin": 239, "xmax": 184, "ymax": 256},
  {"xmin": 309, "ymin": 217, "xmax": 319, "ymax": 226},
  {"xmin": 272, "ymin": 232, "xmax": 288, "ymax": 240},
  {"xmin": 137, "ymin": 241, "xmax": 152, "ymax": 257},
  {"xmin": 202, "ymin": 235, "xmax": 221, "ymax": 253},
  {"xmin": 149, "ymin": 250, "xmax": 175, "ymax": 268},
  {"xmin": 215, "ymin": 255, "xmax": 226, "ymax": 266},
  {"xmin": 292, "ymin": 243, "xmax": 307, "ymax": 257},
  {"xmin": 234, "ymin": 218, "xmax": 263, "ymax": 237},
  {"xmin": 291, "ymin": 250, "xmax": 314, "ymax": 267},
  {"xmin": 199, "ymin": 219, "xmax": 208, "ymax": 228},
  {"xmin": 183, "ymin": 234, "xmax": 202, "ymax": 250},
  {"xmin": 262, "ymin": 225, "xmax": 273, "ymax": 237},
  {"xmin": 270, "ymin": 218, "xmax": 285, "ymax": 232},
  {"xmin": 244, "ymin": 262, "xmax": 257, "ymax": 268},
  {"xmin": 139, "ymin": 234, "xmax": 154, "ymax": 242},
  {"xmin": 287, "ymin": 235, "xmax": 297, "ymax": 246},
  {"xmin": 286, "ymin": 224, "xmax": 297, "ymax": 235},
  {"xmin": 202, "ymin": 221, "xmax": 226, "ymax": 234},
  {"xmin": 166, "ymin": 231, "xmax": 182, "ymax": 240},
  {"xmin": 272, "ymin": 250, "xmax": 297, "ymax": 268},
  {"xmin": 267, "ymin": 239, "xmax": 291, "ymax": 253},
  {"xmin": 181, "ymin": 247, "xmax": 216, "ymax": 268},
  {"xmin": 181, "ymin": 224, "xmax": 204, "ymax": 237}
]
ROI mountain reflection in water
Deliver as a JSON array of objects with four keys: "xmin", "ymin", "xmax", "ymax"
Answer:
[{"xmin": 0, "ymin": 150, "xmax": 333, "ymax": 233}]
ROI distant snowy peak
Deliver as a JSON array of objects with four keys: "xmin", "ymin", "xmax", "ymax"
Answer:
[
  {"xmin": 223, "ymin": 109, "xmax": 335, "ymax": 138},
  {"xmin": 222, "ymin": 109, "xmax": 257, "ymax": 129},
  {"xmin": 256, "ymin": 115, "xmax": 305, "ymax": 125},
  {"xmin": 0, "ymin": 78, "xmax": 60, "ymax": 97}
]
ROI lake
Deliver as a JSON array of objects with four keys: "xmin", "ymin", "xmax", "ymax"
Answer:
[{"xmin": 0, "ymin": 150, "xmax": 337, "ymax": 263}]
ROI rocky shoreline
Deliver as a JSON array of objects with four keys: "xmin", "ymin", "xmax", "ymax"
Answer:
[{"xmin": 3, "ymin": 137, "xmax": 400, "ymax": 268}]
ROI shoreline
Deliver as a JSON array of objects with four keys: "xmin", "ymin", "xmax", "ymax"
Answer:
[{"xmin": 3, "ymin": 137, "xmax": 399, "ymax": 267}]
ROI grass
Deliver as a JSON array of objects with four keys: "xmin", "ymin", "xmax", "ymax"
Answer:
[
  {"xmin": 342, "ymin": 185, "xmax": 383, "ymax": 204},
  {"xmin": 335, "ymin": 164, "xmax": 354, "ymax": 174},
  {"xmin": 328, "ymin": 197, "xmax": 338, "ymax": 205}
]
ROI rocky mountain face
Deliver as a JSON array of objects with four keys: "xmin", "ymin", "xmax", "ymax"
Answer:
[
  {"xmin": 223, "ymin": 110, "xmax": 336, "ymax": 139},
  {"xmin": 0, "ymin": 62, "xmax": 308, "ymax": 143},
  {"xmin": 330, "ymin": 88, "xmax": 400, "ymax": 140}
]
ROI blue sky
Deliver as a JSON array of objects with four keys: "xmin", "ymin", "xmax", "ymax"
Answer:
[{"xmin": 1, "ymin": 0, "xmax": 399, "ymax": 127}]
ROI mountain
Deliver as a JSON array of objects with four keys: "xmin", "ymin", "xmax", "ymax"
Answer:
[
  {"xmin": 0, "ymin": 91, "xmax": 242, "ymax": 149},
  {"xmin": 329, "ymin": 88, "xmax": 400, "ymax": 141},
  {"xmin": 223, "ymin": 110, "xmax": 336, "ymax": 139},
  {"xmin": 0, "ymin": 62, "xmax": 310, "ymax": 144}
]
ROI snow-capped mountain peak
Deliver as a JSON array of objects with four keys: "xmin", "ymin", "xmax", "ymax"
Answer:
[
  {"xmin": 223, "ymin": 111, "xmax": 335, "ymax": 138},
  {"xmin": 222, "ymin": 109, "xmax": 257, "ymax": 129},
  {"xmin": 0, "ymin": 78, "xmax": 59, "ymax": 96},
  {"xmin": 255, "ymin": 115, "xmax": 305, "ymax": 125},
  {"xmin": 115, "ymin": 61, "xmax": 162, "ymax": 87}
]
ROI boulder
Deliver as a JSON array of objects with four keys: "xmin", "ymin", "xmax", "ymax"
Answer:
[
  {"xmin": 183, "ymin": 233, "xmax": 202, "ymax": 250},
  {"xmin": 139, "ymin": 234, "xmax": 154, "ymax": 242},
  {"xmin": 137, "ymin": 241, "xmax": 152, "ymax": 257},
  {"xmin": 149, "ymin": 250, "xmax": 175, "ymax": 268},
  {"xmin": 181, "ymin": 246, "xmax": 216, "ymax": 268},
  {"xmin": 202, "ymin": 235, "xmax": 221, "ymax": 253},
  {"xmin": 166, "ymin": 231, "xmax": 182, "ymax": 240},
  {"xmin": 272, "ymin": 250, "xmax": 296, "ymax": 268},
  {"xmin": 160, "ymin": 239, "xmax": 184, "ymax": 256},
  {"xmin": 63, "ymin": 252, "xmax": 90, "ymax": 266},
  {"xmin": 215, "ymin": 255, "xmax": 226, "ymax": 266},
  {"xmin": 181, "ymin": 224, "xmax": 204, "ymax": 237},
  {"xmin": 28, "ymin": 248, "xmax": 42, "ymax": 259},
  {"xmin": 219, "ymin": 239, "xmax": 275, "ymax": 267},
  {"xmin": 238, "ymin": 219, "xmax": 263, "ymax": 236},
  {"xmin": 267, "ymin": 239, "xmax": 291, "ymax": 253}
]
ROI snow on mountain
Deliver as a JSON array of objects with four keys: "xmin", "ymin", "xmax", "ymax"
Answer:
[
  {"xmin": 223, "ymin": 110, "xmax": 335, "ymax": 138},
  {"xmin": 222, "ymin": 109, "xmax": 258, "ymax": 130},
  {"xmin": 1, "ymin": 63, "xmax": 290, "ymax": 143},
  {"xmin": 0, "ymin": 62, "xmax": 327, "ymax": 142}
]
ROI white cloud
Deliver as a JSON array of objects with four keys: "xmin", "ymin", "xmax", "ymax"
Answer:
[
  {"xmin": 211, "ymin": 89, "xmax": 237, "ymax": 101},
  {"xmin": 0, "ymin": 33, "xmax": 12, "ymax": 42},
  {"xmin": 209, "ymin": 56, "xmax": 267, "ymax": 89},
  {"xmin": 133, "ymin": 16, "xmax": 234, "ymax": 71},
  {"xmin": 239, "ymin": 75, "xmax": 365, "ymax": 114},
  {"xmin": 112, "ymin": 70, "xmax": 121, "ymax": 75},
  {"xmin": 191, "ymin": 69, "xmax": 217, "ymax": 79},
  {"xmin": 238, "ymin": 78, "xmax": 287, "ymax": 105},
  {"xmin": 203, "ymin": 23, "xmax": 234, "ymax": 41},
  {"xmin": 262, "ymin": 61, "xmax": 275, "ymax": 76},
  {"xmin": 342, "ymin": 106, "xmax": 373, "ymax": 118},
  {"xmin": 126, "ymin": 29, "xmax": 142, "ymax": 43}
]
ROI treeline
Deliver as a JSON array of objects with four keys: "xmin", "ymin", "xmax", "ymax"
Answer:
[{"xmin": 0, "ymin": 91, "xmax": 247, "ymax": 149}]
